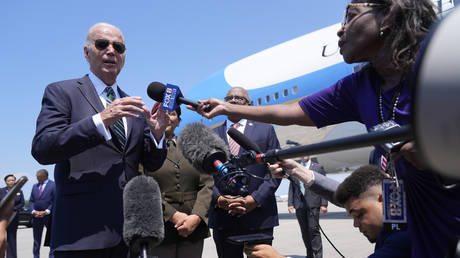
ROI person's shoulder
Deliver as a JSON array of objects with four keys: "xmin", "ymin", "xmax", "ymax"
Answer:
[{"xmin": 46, "ymin": 75, "xmax": 89, "ymax": 89}]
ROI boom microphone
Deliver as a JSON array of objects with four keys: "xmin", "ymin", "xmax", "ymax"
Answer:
[
  {"xmin": 147, "ymin": 81, "xmax": 199, "ymax": 108},
  {"xmin": 123, "ymin": 175, "xmax": 164, "ymax": 257},
  {"xmin": 177, "ymin": 122, "xmax": 229, "ymax": 174}
]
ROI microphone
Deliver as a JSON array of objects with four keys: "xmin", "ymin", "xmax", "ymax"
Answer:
[
  {"xmin": 227, "ymin": 127, "xmax": 262, "ymax": 154},
  {"xmin": 123, "ymin": 175, "xmax": 164, "ymax": 257},
  {"xmin": 177, "ymin": 122, "xmax": 229, "ymax": 174},
  {"xmin": 147, "ymin": 82, "xmax": 199, "ymax": 108}
]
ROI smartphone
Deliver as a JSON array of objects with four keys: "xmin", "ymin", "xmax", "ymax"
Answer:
[
  {"xmin": 0, "ymin": 176, "xmax": 28, "ymax": 211},
  {"xmin": 226, "ymin": 233, "xmax": 274, "ymax": 245}
]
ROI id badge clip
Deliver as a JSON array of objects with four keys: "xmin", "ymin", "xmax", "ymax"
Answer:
[{"xmin": 382, "ymin": 178, "xmax": 408, "ymax": 231}]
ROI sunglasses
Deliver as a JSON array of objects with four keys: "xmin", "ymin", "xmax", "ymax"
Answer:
[
  {"xmin": 94, "ymin": 39, "xmax": 126, "ymax": 54},
  {"xmin": 224, "ymin": 95, "xmax": 248, "ymax": 102},
  {"xmin": 341, "ymin": 3, "xmax": 383, "ymax": 27}
]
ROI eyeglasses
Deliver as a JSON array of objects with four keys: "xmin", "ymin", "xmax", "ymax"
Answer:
[
  {"xmin": 94, "ymin": 39, "xmax": 126, "ymax": 54},
  {"xmin": 341, "ymin": 2, "xmax": 383, "ymax": 27},
  {"xmin": 224, "ymin": 95, "xmax": 248, "ymax": 102}
]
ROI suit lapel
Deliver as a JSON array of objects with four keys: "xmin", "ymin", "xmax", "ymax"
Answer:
[
  {"xmin": 218, "ymin": 122, "xmax": 229, "ymax": 145},
  {"xmin": 76, "ymin": 75, "xmax": 105, "ymax": 113},
  {"xmin": 76, "ymin": 75, "xmax": 121, "ymax": 151},
  {"xmin": 241, "ymin": 120, "xmax": 255, "ymax": 155}
]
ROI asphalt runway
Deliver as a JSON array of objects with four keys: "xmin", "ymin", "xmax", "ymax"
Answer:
[{"xmin": 15, "ymin": 202, "xmax": 373, "ymax": 258}]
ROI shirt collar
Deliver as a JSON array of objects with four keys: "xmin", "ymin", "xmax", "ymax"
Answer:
[
  {"xmin": 88, "ymin": 71, "xmax": 119, "ymax": 97},
  {"xmin": 226, "ymin": 119, "xmax": 247, "ymax": 131}
]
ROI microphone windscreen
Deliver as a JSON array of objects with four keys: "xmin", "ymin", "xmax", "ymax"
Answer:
[
  {"xmin": 178, "ymin": 122, "xmax": 229, "ymax": 174},
  {"xmin": 227, "ymin": 127, "xmax": 262, "ymax": 154},
  {"xmin": 147, "ymin": 82, "xmax": 166, "ymax": 102},
  {"xmin": 123, "ymin": 175, "xmax": 164, "ymax": 253}
]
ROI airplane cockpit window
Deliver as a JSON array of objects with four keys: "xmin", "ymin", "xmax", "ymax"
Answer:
[
  {"xmin": 292, "ymin": 86, "xmax": 298, "ymax": 94},
  {"xmin": 274, "ymin": 92, "xmax": 279, "ymax": 100},
  {"xmin": 265, "ymin": 95, "xmax": 270, "ymax": 103},
  {"xmin": 283, "ymin": 89, "xmax": 288, "ymax": 97}
]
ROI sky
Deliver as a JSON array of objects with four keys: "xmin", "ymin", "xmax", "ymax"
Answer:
[{"xmin": 1, "ymin": 1, "xmax": 347, "ymax": 198}]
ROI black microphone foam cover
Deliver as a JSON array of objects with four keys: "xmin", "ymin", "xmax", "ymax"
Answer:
[
  {"xmin": 123, "ymin": 175, "xmax": 164, "ymax": 253},
  {"xmin": 178, "ymin": 122, "xmax": 229, "ymax": 174},
  {"xmin": 227, "ymin": 127, "xmax": 262, "ymax": 154},
  {"xmin": 147, "ymin": 81, "xmax": 166, "ymax": 102}
]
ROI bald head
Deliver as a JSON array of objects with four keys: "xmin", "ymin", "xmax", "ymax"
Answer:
[
  {"xmin": 225, "ymin": 87, "xmax": 250, "ymax": 105},
  {"xmin": 85, "ymin": 23, "xmax": 124, "ymax": 47}
]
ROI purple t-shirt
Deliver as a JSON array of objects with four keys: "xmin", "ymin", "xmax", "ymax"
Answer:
[{"xmin": 299, "ymin": 69, "xmax": 460, "ymax": 258}]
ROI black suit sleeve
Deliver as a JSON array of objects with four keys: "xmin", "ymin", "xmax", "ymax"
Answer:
[{"xmin": 32, "ymin": 83, "xmax": 105, "ymax": 165}]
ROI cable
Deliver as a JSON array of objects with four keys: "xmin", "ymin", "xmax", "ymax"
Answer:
[{"xmin": 291, "ymin": 178, "xmax": 346, "ymax": 258}]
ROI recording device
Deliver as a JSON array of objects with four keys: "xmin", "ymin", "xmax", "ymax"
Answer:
[
  {"xmin": 147, "ymin": 81, "xmax": 200, "ymax": 109},
  {"xmin": 178, "ymin": 122, "xmax": 251, "ymax": 196},
  {"xmin": 123, "ymin": 175, "xmax": 164, "ymax": 258},
  {"xmin": 226, "ymin": 233, "xmax": 273, "ymax": 245},
  {"xmin": 370, "ymin": 120, "xmax": 406, "ymax": 153},
  {"xmin": 412, "ymin": 6, "xmax": 460, "ymax": 180},
  {"xmin": 0, "ymin": 176, "xmax": 28, "ymax": 212}
]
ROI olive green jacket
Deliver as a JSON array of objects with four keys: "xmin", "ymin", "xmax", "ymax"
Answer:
[{"xmin": 144, "ymin": 139, "xmax": 214, "ymax": 244}]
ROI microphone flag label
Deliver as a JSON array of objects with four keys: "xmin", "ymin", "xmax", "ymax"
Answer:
[{"xmin": 162, "ymin": 84, "xmax": 181, "ymax": 111}]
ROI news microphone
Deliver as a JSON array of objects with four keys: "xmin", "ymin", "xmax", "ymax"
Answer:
[
  {"xmin": 227, "ymin": 127, "xmax": 262, "ymax": 154},
  {"xmin": 147, "ymin": 81, "xmax": 199, "ymax": 108},
  {"xmin": 123, "ymin": 175, "xmax": 164, "ymax": 257},
  {"xmin": 177, "ymin": 122, "xmax": 229, "ymax": 174}
]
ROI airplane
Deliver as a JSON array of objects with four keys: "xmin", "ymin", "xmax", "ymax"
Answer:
[{"xmin": 179, "ymin": 0, "xmax": 456, "ymax": 173}]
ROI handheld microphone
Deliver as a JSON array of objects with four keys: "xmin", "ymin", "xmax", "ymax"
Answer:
[
  {"xmin": 147, "ymin": 82, "xmax": 199, "ymax": 108},
  {"xmin": 177, "ymin": 122, "xmax": 229, "ymax": 174},
  {"xmin": 123, "ymin": 175, "xmax": 164, "ymax": 257}
]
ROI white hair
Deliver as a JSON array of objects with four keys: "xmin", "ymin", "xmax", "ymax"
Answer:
[{"xmin": 84, "ymin": 22, "xmax": 124, "ymax": 47}]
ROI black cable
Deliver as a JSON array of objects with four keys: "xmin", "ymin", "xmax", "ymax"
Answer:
[{"xmin": 291, "ymin": 178, "xmax": 346, "ymax": 258}]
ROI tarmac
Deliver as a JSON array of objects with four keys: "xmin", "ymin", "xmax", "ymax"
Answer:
[{"xmin": 16, "ymin": 201, "xmax": 374, "ymax": 258}]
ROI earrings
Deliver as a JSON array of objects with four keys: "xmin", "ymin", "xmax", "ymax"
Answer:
[{"xmin": 380, "ymin": 28, "xmax": 385, "ymax": 37}]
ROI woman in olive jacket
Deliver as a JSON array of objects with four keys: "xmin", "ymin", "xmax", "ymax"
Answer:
[{"xmin": 144, "ymin": 103, "xmax": 214, "ymax": 258}]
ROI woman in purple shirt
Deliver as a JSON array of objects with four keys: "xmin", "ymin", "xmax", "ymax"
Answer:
[{"xmin": 193, "ymin": 0, "xmax": 460, "ymax": 257}]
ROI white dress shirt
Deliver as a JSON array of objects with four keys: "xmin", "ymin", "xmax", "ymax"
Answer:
[{"xmin": 89, "ymin": 71, "xmax": 164, "ymax": 147}]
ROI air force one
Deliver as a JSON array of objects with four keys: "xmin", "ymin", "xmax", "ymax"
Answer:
[{"xmin": 179, "ymin": 0, "xmax": 456, "ymax": 173}]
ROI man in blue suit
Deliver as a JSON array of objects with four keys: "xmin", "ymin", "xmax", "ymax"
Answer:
[
  {"xmin": 29, "ymin": 169, "xmax": 55, "ymax": 258},
  {"xmin": 31, "ymin": 23, "xmax": 168, "ymax": 258},
  {"xmin": 210, "ymin": 87, "xmax": 281, "ymax": 258}
]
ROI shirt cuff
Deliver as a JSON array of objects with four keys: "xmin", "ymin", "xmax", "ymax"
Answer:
[
  {"xmin": 150, "ymin": 132, "xmax": 165, "ymax": 149},
  {"xmin": 92, "ymin": 114, "xmax": 112, "ymax": 141},
  {"xmin": 304, "ymin": 170, "xmax": 316, "ymax": 188},
  {"xmin": 45, "ymin": 209, "xmax": 51, "ymax": 215}
]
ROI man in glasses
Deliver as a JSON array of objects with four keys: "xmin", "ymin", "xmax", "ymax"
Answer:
[
  {"xmin": 32, "ymin": 23, "xmax": 169, "ymax": 258},
  {"xmin": 209, "ymin": 87, "xmax": 281, "ymax": 258}
]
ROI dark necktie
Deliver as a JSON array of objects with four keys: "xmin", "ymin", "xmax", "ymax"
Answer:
[
  {"xmin": 105, "ymin": 87, "xmax": 126, "ymax": 148},
  {"xmin": 39, "ymin": 183, "xmax": 44, "ymax": 196}
]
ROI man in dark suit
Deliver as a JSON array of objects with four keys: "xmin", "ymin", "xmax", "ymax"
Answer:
[
  {"xmin": 31, "ymin": 23, "xmax": 168, "ymax": 258},
  {"xmin": 210, "ymin": 87, "xmax": 281, "ymax": 258},
  {"xmin": 29, "ymin": 169, "xmax": 55, "ymax": 258},
  {"xmin": 288, "ymin": 156, "xmax": 328, "ymax": 258}
]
